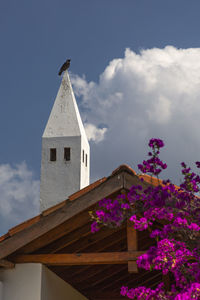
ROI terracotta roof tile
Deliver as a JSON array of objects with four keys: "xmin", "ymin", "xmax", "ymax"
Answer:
[
  {"xmin": 111, "ymin": 164, "xmax": 136, "ymax": 176},
  {"xmin": 0, "ymin": 233, "xmax": 10, "ymax": 242},
  {"xmin": 69, "ymin": 178, "xmax": 107, "ymax": 201},
  {"xmin": 42, "ymin": 200, "xmax": 68, "ymax": 217},
  {"xmin": 139, "ymin": 174, "xmax": 180, "ymax": 191},
  {"xmin": 8, "ymin": 215, "xmax": 41, "ymax": 236},
  {"xmin": 139, "ymin": 174, "xmax": 164, "ymax": 186}
]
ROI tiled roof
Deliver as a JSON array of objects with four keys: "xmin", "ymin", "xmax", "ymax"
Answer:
[
  {"xmin": 69, "ymin": 177, "xmax": 107, "ymax": 201},
  {"xmin": 139, "ymin": 174, "xmax": 163, "ymax": 186},
  {"xmin": 0, "ymin": 164, "xmax": 163, "ymax": 244}
]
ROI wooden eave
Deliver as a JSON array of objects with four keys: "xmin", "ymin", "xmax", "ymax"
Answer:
[
  {"xmin": 0, "ymin": 165, "xmax": 162, "ymax": 300},
  {"xmin": 0, "ymin": 166, "xmax": 143, "ymax": 259}
]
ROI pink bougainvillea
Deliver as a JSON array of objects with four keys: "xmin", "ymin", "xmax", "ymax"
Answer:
[{"xmin": 90, "ymin": 138, "xmax": 200, "ymax": 299}]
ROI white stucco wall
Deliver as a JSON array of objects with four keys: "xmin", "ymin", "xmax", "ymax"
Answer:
[
  {"xmin": 80, "ymin": 135, "xmax": 90, "ymax": 189},
  {"xmin": 0, "ymin": 264, "xmax": 42, "ymax": 300},
  {"xmin": 41, "ymin": 266, "xmax": 88, "ymax": 300},
  {"xmin": 0, "ymin": 282, "xmax": 3, "ymax": 300},
  {"xmin": 0, "ymin": 264, "xmax": 88, "ymax": 300},
  {"xmin": 40, "ymin": 136, "xmax": 83, "ymax": 210}
]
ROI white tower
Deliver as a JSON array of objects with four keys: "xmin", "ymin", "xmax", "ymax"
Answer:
[{"xmin": 40, "ymin": 71, "xmax": 90, "ymax": 211}]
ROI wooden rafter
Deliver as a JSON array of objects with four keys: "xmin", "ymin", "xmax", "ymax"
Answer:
[
  {"xmin": 58, "ymin": 227, "xmax": 123, "ymax": 254},
  {"xmin": 71, "ymin": 265, "xmax": 114, "ymax": 284},
  {"xmin": 39, "ymin": 222, "xmax": 92, "ymax": 254},
  {"xmin": 76, "ymin": 265, "xmax": 127, "ymax": 290},
  {"xmin": 95, "ymin": 267, "xmax": 130, "ymax": 291},
  {"xmin": 66, "ymin": 228, "xmax": 126, "ymax": 255},
  {"xmin": 23, "ymin": 211, "xmax": 90, "ymax": 254},
  {"xmin": 0, "ymin": 259, "xmax": 15, "ymax": 269},
  {"xmin": 127, "ymin": 220, "xmax": 138, "ymax": 273},
  {"xmin": 119, "ymin": 270, "xmax": 161, "ymax": 291},
  {"xmin": 60, "ymin": 243, "xmax": 126, "ymax": 281},
  {"xmin": 112, "ymin": 271, "xmax": 149, "ymax": 293},
  {"xmin": 12, "ymin": 251, "xmax": 145, "ymax": 266},
  {"xmin": 87, "ymin": 265, "xmax": 127, "ymax": 288}
]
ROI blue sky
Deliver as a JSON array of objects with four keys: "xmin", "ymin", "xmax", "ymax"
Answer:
[{"xmin": 1, "ymin": 0, "xmax": 200, "ymax": 234}]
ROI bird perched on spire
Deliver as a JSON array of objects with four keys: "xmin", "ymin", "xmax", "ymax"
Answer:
[{"xmin": 58, "ymin": 59, "xmax": 71, "ymax": 76}]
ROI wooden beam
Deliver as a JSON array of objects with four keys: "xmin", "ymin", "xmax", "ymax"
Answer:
[
  {"xmin": 22, "ymin": 211, "xmax": 90, "ymax": 254},
  {"xmin": 92, "ymin": 266, "xmax": 129, "ymax": 291},
  {"xmin": 127, "ymin": 220, "xmax": 138, "ymax": 273},
  {"xmin": 0, "ymin": 259, "xmax": 15, "ymax": 269},
  {"xmin": 112, "ymin": 270, "xmax": 149, "ymax": 292},
  {"xmin": 62, "ymin": 227, "xmax": 125, "ymax": 254},
  {"xmin": 40, "ymin": 222, "xmax": 92, "ymax": 254},
  {"xmin": 71, "ymin": 265, "xmax": 114, "ymax": 284},
  {"xmin": 12, "ymin": 251, "xmax": 145, "ymax": 265},
  {"xmin": 120, "ymin": 270, "xmax": 160, "ymax": 291},
  {"xmin": 75, "ymin": 265, "xmax": 127, "ymax": 289},
  {"xmin": 0, "ymin": 172, "xmax": 125, "ymax": 259}
]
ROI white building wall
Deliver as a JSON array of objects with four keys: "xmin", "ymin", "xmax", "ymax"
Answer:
[
  {"xmin": 41, "ymin": 266, "xmax": 88, "ymax": 300},
  {"xmin": 0, "ymin": 264, "xmax": 42, "ymax": 300},
  {"xmin": 80, "ymin": 136, "xmax": 90, "ymax": 189},
  {"xmin": 40, "ymin": 136, "xmax": 82, "ymax": 211},
  {"xmin": 0, "ymin": 264, "xmax": 89, "ymax": 300},
  {"xmin": 0, "ymin": 282, "xmax": 3, "ymax": 300}
]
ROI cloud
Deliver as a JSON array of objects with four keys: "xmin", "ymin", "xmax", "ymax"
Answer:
[
  {"xmin": 84, "ymin": 123, "xmax": 107, "ymax": 143},
  {"xmin": 0, "ymin": 162, "xmax": 40, "ymax": 235},
  {"xmin": 71, "ymin": 46, "xmax": 200, "ymax": 182}
]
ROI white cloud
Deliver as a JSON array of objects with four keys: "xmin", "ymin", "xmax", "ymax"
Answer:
[
  {"xmin": 71, "ymin": 46, "xmax": 200, "ymax": 181},
  {"xmin": 84, "ymin": 123, "xmax": 107, "ymax": 143},
  {"xmin": 0, "ymin": 162, "xmax": 40, "ymax": 235}
]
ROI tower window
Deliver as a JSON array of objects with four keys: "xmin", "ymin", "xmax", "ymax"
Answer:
[
  {"xmin": 86, "ymin": 154, "xmax": 87, "ymax": 167},
  {"xmin": 64, "ymin": 147, "xmax": 70, "ymax": 161},
  {"xmin": 82, "ymin": 150, "xmax": 84, "ymax": 163},
  {"xmin": 50, "ymin": 148, "xmax": 56, "ymax": 161}
]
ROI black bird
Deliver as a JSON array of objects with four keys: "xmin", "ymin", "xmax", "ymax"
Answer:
[{"xmin": 58, "ymin": 59, "xmax": 71, "ymax": 76}]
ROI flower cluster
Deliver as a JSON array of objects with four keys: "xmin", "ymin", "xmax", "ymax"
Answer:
[
  {"xmin": 120, "ymin": 283, "xmax": 167, "ymax": 299},
  {"xmin": 180, "ymin": 162, "xmax": 200, "ymax": 192},
  {"xmin": 90, "ymin": 138, "xmax": 200, "ymax": 299},
  {"xmin": 121, "ymin": 282, "xmax": 200, "ymax": 300},
  {"xmin": 90, "ymin": 195, "xmax": 130, "ymax": 232},
  {"xmin": 138, "ymin": 138, "xmax": 167, "ymax": 175},
  {"xmin": 137, "ymin": 239, "xmax": 193, "ymax": 278}
]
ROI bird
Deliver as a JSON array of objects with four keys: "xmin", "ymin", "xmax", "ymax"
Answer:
[{"xmin": 58, "ymin": 59, "xmax": 71, "ymax": 76}]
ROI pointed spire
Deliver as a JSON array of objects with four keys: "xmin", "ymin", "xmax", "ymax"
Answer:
[
  {"xmin": 43, "ymin": 71, "xmax": 87, "ymax": 139},
  {"xmin": 40, "ymin": 71, "xmax": 90, "ymax": 211}
]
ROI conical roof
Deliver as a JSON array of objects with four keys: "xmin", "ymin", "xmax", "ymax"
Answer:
[{"xmin": 43, "ymin": 71, "xmax": 87, "ymax": 139}]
